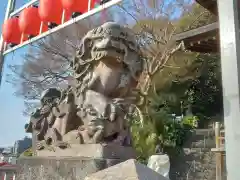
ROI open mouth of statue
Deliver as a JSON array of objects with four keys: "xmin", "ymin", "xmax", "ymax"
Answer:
[
  {"xmin": 96, "ymin": 46, "xmax": 125, "ymax": 54},
  {"xmin": 94, "ymin": 38, "xmax": 126, "ymax": 56}
]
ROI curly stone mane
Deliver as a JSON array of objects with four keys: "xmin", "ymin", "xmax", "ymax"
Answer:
[{"xmin": 71, "ymin": 22, "xmax": 143, "ymax": 95}]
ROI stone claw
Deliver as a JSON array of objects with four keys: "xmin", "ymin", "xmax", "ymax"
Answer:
[
  {"xmin": 36, "ymin": 141, "xmax": 56, "ymax": 152},
  {"xmin": 55, "ymin": 141, "xmax": 71, "ymax": 149},
  {"xmin": 36, "ymin": 140, "xmax": 47, "ymax": 150}
]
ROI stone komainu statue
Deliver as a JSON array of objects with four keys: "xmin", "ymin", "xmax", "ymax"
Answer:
[{"xmin": 25, "ymin": 22, "xmax": 143, "ymax": 152}]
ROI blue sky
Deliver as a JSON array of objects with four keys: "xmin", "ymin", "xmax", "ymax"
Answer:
[{"xmin": 0, "ymin": 0, "xmax": 30, "ymax": 147}]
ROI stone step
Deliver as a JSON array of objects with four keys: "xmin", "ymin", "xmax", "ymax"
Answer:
[
  {"xmin": 184, "ymin": 173, "xmax": 216, "ymax": 180},
  {"xmin": 183, "ymin": 129, "xmax": 215, "ymax": 148},
  {"xmin": 191, "ymin": 139, "xmax": 215, "ymax": 148},
  {"xmin": 183, "ymin": 148, "xmax": 213, "ymax": 154},
  {"xmin": 182, "ymin": 149, "xmax": 216, "ymax": 180},
  {"xmin": 185, "ymin": 165, "xmax": 216, "ymax": 179},
  {"xmin": 186, "ymin": 160, "xmax": 215, "ymax": 167},
  {"xmin": 170, "ymin": 127, "xmax": 219, "ymax": 180},
  {"xmin": 194, "ymin": 129, "xmax": 214, "ymax": 136},
  {"xmin": 194, "ymin": 162, "xmax": 216, "ymax": 169}
]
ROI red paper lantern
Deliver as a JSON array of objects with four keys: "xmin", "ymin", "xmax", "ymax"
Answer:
[
  {"xmin": 39, "ymin": 0, "xmax": 71, "ymax": 25},
  {"xmin": 19, "ymin": 7, "xmax": 47, "ymax": 36},
  {"xmin": 61, "ymin": 0, "xmax": 96, "ymax": 14},
  {"xmin": 2, "ymin": 17, "xmax": 22, "ymax": 44}
]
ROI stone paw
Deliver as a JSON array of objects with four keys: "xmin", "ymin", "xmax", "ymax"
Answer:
[
  {"xmin": 36, "ymin": 141, "xmax": 46, "ymax": 150},
  {"xmin": 36, "ymin": 141, "xmax": 56, "ymax": 152},
  {"xmin": 55, "ymin": 141, "xmax": 71, "ymax": 149}
]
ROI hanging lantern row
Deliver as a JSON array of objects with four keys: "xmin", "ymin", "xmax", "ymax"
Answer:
[
  {"xmin": 19, "ymin": 7, "xmax": 48, "ymax": 37},
  {"xmin": 2, "ymin": 0, "xmax": 97, "ymax": 46}
]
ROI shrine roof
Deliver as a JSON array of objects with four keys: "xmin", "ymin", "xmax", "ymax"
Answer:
[
  {"xmin": 196, "ymin": 0, "xmax": 218, "ymax": 15},
  {"xmin": 174, "ymin": 22, "xmax": 219, "ymax": 53}
]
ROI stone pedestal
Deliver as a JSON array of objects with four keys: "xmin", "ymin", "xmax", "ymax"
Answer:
[{"xmin": 16, "ymin": 145, "xmax": 136, "ymax": 180}]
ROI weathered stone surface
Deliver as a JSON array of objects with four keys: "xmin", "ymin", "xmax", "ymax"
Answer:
[
  {"xmin": 16, "ymin": 156, "xmax": 127, "ymax": 180},
  {"xmin": 24, "ymin": 22, "xmax": 143, "ymax": 154},
  {"xmin": 84, "ymin": 159, "xmax": 169, "ymax": 180},
  {"xmin": 147, "ymin": 154, "xmax": 170, "ymax": 179},
  {"xmin": 36, "ymin": 144, "xmax": 136, "ymax": 160}
]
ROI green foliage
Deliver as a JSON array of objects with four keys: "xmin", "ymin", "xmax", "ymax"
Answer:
[
  {"xmin": 131, "ymin": 118, "xmax": 158, "ymax": 164},
  {"xmin": 158, "ymin": 53, "xmax": 222, "ymax": 121},
  {"xmin": 22, "ymin": 148, "xmax": 33, "ymax": 157},
  {"xmin": 162, "ymin": 120, "xmax": 189, "ymax": 147},
  {"xmin": 131, "ymin": 91, "xmax": 194, "ymax": 163},
  {"xmin": 184, "ymin": 54, "xmax": 223, "ymax": 118},
  {"xmin": 182, "ymin": 115, "xmax": 199, "ymax": 128},
  {"xmin": 131, "ymin": 112, "xmax": 194, "ymax": 163}
]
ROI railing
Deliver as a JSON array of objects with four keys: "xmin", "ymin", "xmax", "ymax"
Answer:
[
  {"xmin": 0, "ymin": 167, "xmax": 18, "ymax": 180},
  {"xmin": 0, "ymin": 172, "xmax": 16, "ymax": 180},
  {"xmin": 10, "ymin": 0, "xmax": 38, "ymax": 17}
]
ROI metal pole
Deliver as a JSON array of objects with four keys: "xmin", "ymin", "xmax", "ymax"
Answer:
[
  {"xmin": 3, "ymin": 172, "xmax": 6, "ymax": 180},
  {"xmin": 10, "ymin": 0, "xmax": 38, "ymax": 17},
  {"xmin": 12, "ymin": 173, "xmax": 16, "ymax": 180},
  {"xmin": 0, "ymin": 0, "xmax": 16, "ymax": 86},
  {"xmin": 88, "ymin": 0, "xmax": 92, "ymax": 11},
  {"xmin": 217, "ymin": 0, "xmax": 240, "ymax": 179}
]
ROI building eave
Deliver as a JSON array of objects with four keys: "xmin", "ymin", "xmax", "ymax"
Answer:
[
  {"xmin": 174, "ymin": 22, "xmax": 219, "ymax": 53},
  {"xmin": 196, "ymin": 0, "xmax": 218, "ymax": 15}
]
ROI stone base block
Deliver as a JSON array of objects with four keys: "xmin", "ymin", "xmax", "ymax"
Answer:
[
  {"xmin": 36, "ymin": 144, "xmax": 136, "ymax": 160},
  {"xmin": 16, "ymin": 157, "xmax": 127, "ymax": 180}
]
